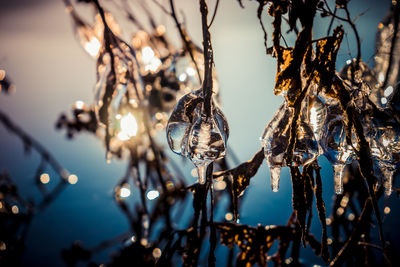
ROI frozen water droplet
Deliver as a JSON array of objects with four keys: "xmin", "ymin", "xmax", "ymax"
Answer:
[
  {"xmin": 270, "ymin": 167, "xmax": 281, "ymax": 192},
  {"xmin": 333, "ymin": 164, "xmax": 345, "ymax": 194},
  {"xmin": 196, "ymin": 162, "xmax": 209, "ymax": 185},
  {"xmin": 381, "ymin": 166, "xmax": 394, "ymax": 197},
  {"xmin": 261, "ymin": 101, "xmax": 319, "ymax": 170},
  {"xmin": 188, "ymin": 114, "xmax": 226, "ymax": 169},
  {"xmin": 321, "ymin": 115, "xmax": 354, "ymax": 194},
  {"xmin": 166, "ymin": 89, "xmax": 229, "ymax": 183}
]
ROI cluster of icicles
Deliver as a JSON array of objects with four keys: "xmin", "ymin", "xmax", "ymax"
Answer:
[
  {"xmin": 262, "ymin": 11, "xmax": 400, "ymax": 196},
  {"xmin": 67, "ymin": 3, "xmax": 223, "ymax": 156}
]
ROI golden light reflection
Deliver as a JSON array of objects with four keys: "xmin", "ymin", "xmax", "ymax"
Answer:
[
  {"xmin": 40, "ymin": 173, "xmax": 50, "ymax": 184},
  {"xmin": 326, "ymin": 218, "xmax": 332, "ymax": 225},
  {"xmin": 348, "ymin": 213, "xmax": 355, "ymax": 221},
  {"xmin": 0, "ymin": 241, "xmax": 6, "ymax": 251},
  {"xmin": 166, "ymin": 181, "xmax": 175, "ymax": 191},
  {"xmin": 384, "ymin": 206, "xmax": 391, "ymax": 214},
  {"xmin": 153, "ymin": 248, "xmax": 162, "ymax": 259},
  {"xmin": 214, "ymin": 180, "xmax": 226, "ymax": 191},
  {"xmin": 327, "ymin": 238, "xmax": 333, "ymax": 245},
  {"xmin": 11, "ymin": 205, "xmax": 19, "ymax": 214},
  {"xmin": 68, "ymin": 174, "xmax": 78, "ymax": 184},
  {"xmin": 117, "ymin": 113, "xmax": 138, "ymax": 141},
  {"xmin": 0, "ymin": 70, "xmax": 5, "ymax": 80},
  {"xmin": 225, "ymin": 212, "xmax": 233, "ymax": 221},
  {"xmin": 146, "ymin": 190, "xmax": 160, "ymax": 200},
  {"xmin": 156, "ymin": 25, "xmax": 166, "ymax": 36},
  {"xmin": 336, "ymin": 207, "xmax": 344, "ymax": 216}
]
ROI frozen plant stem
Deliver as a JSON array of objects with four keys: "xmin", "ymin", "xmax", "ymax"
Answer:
[{"xmin": 200, "ymin": 0, "xmax": 213, "ymax": 118}]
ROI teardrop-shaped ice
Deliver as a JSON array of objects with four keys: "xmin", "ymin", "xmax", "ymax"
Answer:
[
  {"xmin": 261, "ymin": 101, "xmax": 319, "ymax": 191},
  {"xmin": 270, "ymin": 166, "xmax": 281, "ymax": 192},
  {"xmin": 166, "ymin": 90, "xmax": 201, "ymax": 155},
  {"xmin": 321, "ymin": 118, "xmax": 354, "ymax": 194},
  {"xmin": 188, "ymin": 114, "xmax": 226, "ymax": 184},
  {"xmin": 370, "ymin": 129, "xmax": 396, "ymax": 196},
  {"xmin": 166, "ymin": 88, "xmax": 229, "ymax": 184}
]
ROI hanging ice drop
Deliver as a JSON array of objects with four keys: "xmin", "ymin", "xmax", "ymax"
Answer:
[
  {"xmin": 321, "ymin": 118, "xmax": 354, "ymax": 194},
  {"xmin": 188, "ymin": 113, "xmax": 226, "ymax": 184},
  {"xmin": 166, "ymin": 89, "xmax": 229, "ymax": 184},
  {"xmin": 261, "ymin": 101, "xmax": 319, "ymax": 192}
]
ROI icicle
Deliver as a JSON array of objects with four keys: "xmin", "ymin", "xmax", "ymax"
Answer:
[
  {"xmin": 333, "ymin": 164, "xmax": 345, "ymax": 194},
  {"xmin": 261, "ymin": 101, "xmax": 319, "ymax": 192},
  {"xmin": 321, "ymin": 116, "xmax": 354, "ymax": 194},
  {"xmin": 188, "ymin": 114, "xmax": 226, "ymax": 184},
  {"xmin": 270, "ymin": 167, "xmax": 281, "ymax": 192}
]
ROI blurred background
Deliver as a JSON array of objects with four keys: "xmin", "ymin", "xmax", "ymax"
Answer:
[{"xmin": 0, "ymin": 0, "xmax": 398, "ymax": 266}]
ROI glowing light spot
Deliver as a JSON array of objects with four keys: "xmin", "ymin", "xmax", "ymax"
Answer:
[
  {"xmin": 146, "ymin": 190, "xmax": 160, "ymax": 200},
  {"xmin": 191, "ymin": 168, "xmax": 198, "ymax": 177},
  {"xmin": 0, "ymin": 202, "xmax": 2, "ymax": 209},
  {"xmin": 378, "ymin": 23, "xmax": 384, "ymax": 29},
  {"xmin": 384, "ymin": 206, "xmax": 391, "ymax": 214},
  {"xmin": 348, "ymin": 213, "xmax": 355, "ymax": 221},
  {"xmin": 225, "ymin": 212, "xmax": 233, "ymax": 221},
  {"xmin": 145, "ymin": 57, "xmax": 162, "ymax": 72},
  {"xmin": 326, "ymin": 218, "xmax": 332, "ymax": 225},
  {"xmin": 346, "ymin": 59, "xmax": 352, "ymax": 65},
  {"xmin": 115, "ymin": 114, "xmax": 122, "ymax": 120},
  {"xmin": 384, "ymin": 86, "xmax": 394, "ymax": 97},
  {"xmin": 336, "ymin": 207, "xmax": 344, "ymax": 216},
  {"xmin": 378, "ymin": 72, "xmax": 385, "ymax": 84},
  {"xmin": 186, "ymin": 67, "xmax": 196, "ymax": 76},
  {"xmin": 166, "ymin": 181, "xmax": 175, "ymax": 191},
  {"xmin": 0, "ymin": 241, "xmax": 6, "ymax": 251},
  {"xmin": 140, "ymin": 238, "xmax": 148, "ymax": 246},
  {"xmin": 340, "ymin": 196, "xmax": 349, "ymax": 207},
  {"xmin": 214, "ymin": 180, "xmax": 226, "ymax": 191},
  {"xmin": 68, "ymin": 174, "xmax": 78, "ymax": 184},
  {"xmin": 178, "ymin": 73, "xmax": 187, "ymax": 82},
  {"xmin": 130, "ymin": 236, "xmax": 136, "ymax": 243},
  {"xmin": 156, "ymin": 25, "xmax": 166, "ymax": 36},
  {"xmin": 117, "ymin": 113, "xmax": 138, "ymax": 141},
  {"xmin": 0, "ymin": 70, "xmax": 5, "ymax": 80},
  {"xmin": 129, "ymin": 98, "xmax": 138, "ymax": 108},
  {"xmin": 141, "ymin": 46, "xmax": 155, "ymax": 64},
  {"xmin": 11, "ymin": 205, "xmax": 19, "ymax": 214},
  {"xmin": 327, "ymin": 238, "xmax": 333, "ymax": 245},
  {"xmin": 153, "ymin": 248, "xmax": 162, "ymax": 259},
  {"xmin": 155, "ymin": 112, "xmax": 163, "ymax": 120},
  {"xmin": 381, "ymin": 97, "xmax": 388, "ymax": 105},
  {"xmin": 84, "ymin": 37, "xmax": 101, "ymax": 57},
  {"xmin": 40, "ymin": 173, "xmax": 50, "ymax": 184},
  {"xmin": 74, "ymin": 100, "xmax": 85, "ymax": 110},
  {"xmin": 118, "ymin": 184, "xmax": 131, "ymax": 198}
]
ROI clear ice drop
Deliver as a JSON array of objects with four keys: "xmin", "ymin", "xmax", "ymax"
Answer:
[{"xmin": 166, "ymin": 89, "xmax": 229, "ymax": 184}]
